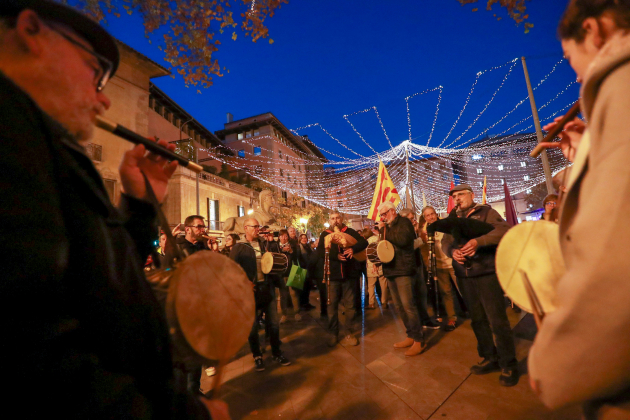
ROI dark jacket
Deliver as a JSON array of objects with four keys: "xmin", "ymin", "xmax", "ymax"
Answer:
[
  {"xmin": 442, "ymin": 204, "xmax": 510, "ymax": 278},
  {"xmin": 0, "ymin": 74, "xmax": 208, "ymax": 419},
  {"xmin": 229, "ymin": 238, "xmax": 275, "ymax": 308},
  {"xmin": 279, "ymin": 240, "xmax": 297, "ymax": 277},
  {"xmin": 381, "ymin": 215, "xmax": 418, "ymax": 278},
  {"xmin": 316, "ymin": 225, "xmax": 368, "ymax": 281},
  {"xmin": 176, "ymin": 235, "xmax": 208, "ymax": 256}
]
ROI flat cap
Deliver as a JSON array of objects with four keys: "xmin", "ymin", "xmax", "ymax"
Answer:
[
  {"xmin": 449, "ymin": 183, "xmax": 473, "ymax": 196},
  {"xmin": 0, "ymin": 0, "xmax": 119, "ymax": 76}
]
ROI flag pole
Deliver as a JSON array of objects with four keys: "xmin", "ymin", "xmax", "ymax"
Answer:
[{"xmin": 405, "ymin": 143, "xmax": 416, "ymax": 211}]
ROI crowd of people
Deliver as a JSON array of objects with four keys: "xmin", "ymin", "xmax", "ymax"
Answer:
[{"xmin": 3, "ymin": 0, "xmax": 630, "ymax": 419}]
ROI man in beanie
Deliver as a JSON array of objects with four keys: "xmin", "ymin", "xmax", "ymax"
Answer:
[
  {"xmin": 0, "ymin": 1, "xmax": 227, "ymax": 418},
  {"xmin": 442, "ymin": 184, "xmax": 518, "ymax": 387}
]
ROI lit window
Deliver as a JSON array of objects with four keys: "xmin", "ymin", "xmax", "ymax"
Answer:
[
  {"xmin": 238, "ymin": 149, "xmax": 245, "ymax": 158},
  {"xmin": 476, "ymin": 168, "xmax": 483, "ymax": 174},
  {"xmin": 238, "ymin": 133, "xmax": 244, "ymax": 140},
  {"xmin": 254, "ymin": 130, "xmax": 259, "ymax": 136},
  {"xmin": 246, "ymin": 131, "xmax": 252, "ymax": 138},
  {"xmin": 472, "ymin": 154, "xmax": 483, "ymax": 161},
  {"xmin": 498, "ymin": 165, "xmax": 504, "ymax": 171},
  {"xmin": 524, "ymin": 175, "xmax": 530, "ymax": 181},
  {"xmin": 254, "ymin": 147, "xmax": 261, "ymax": 156},
  {"xmin": 478, "ymin": 182, "xmax": 483, "ymax": 187},
  {"xmin": 520, "ymin": 161, "xmax": 527, "ymax": 167},
  {"xmin": 500, "ymin": 179, "xmax": 505, "ymax": 185}
]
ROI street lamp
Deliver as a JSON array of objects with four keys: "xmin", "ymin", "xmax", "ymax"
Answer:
[
  {"xmin": 324, "ymin": 222, "xmax": 330, "ymax": 228},
  {"xmin": 299, "ymin": 217, "xmax": 308, "ymax": 233}
]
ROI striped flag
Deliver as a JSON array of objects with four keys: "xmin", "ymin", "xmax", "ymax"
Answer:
[
  {"xmin": 422, "ymin": 191, "xmax": 427, "ymax": 208},
  {"xmin": 446, "ymin": 181, "xmax": 456, "ymax": 213},
  {"xmin": 481, "ymin": 176, "xmax": 488, "ymax": 204},
  {"xmin": 367, "ymin": 161, "xmax": 401, "ymax": 221}
]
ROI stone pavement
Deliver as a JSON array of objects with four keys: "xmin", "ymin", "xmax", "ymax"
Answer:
[{"xmin": 201, "ymin": 293, "xmax": 582, "ymax": 420}]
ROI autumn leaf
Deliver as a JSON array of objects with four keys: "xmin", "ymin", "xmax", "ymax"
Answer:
[
  {"xmin": 232, "ymin": 31, "xmax": 237, "ymax": 40},
  {"xmin": 269, "ymin": 38, "xmax": 274, "ymax": 44}
]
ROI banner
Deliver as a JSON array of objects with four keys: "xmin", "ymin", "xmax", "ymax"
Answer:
[{"xmin": 367, "ymin": 161, "xmax": 401, "ymax": 221}]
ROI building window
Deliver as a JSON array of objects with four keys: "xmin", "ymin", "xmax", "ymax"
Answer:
[
  {"xmin": 472, "ymin": 154, "xmax": 483, "ymax": 161},
  {"xmin": 238, "ymin": 133, "xmax": 244, "ymax": 140},
  {"xmin": 254, "ymin": 147, "xmax": 261, "ymax": 156},
  {"xmin": 500, "ymin": 179, "xmax": 505, "ymax": 185},
  {"xmin": 254, "ymin": 130, "xmax": 259, "ymax": 136},
  {"xmin": 280, "ymin": 169, "xmax": 284, "ymax": 176},
  {"xmin": 478, "ymin": 182, "xmax": 483, "ymax": 187},
  {"xmin": 208, "ymin": 199, "xmax": 220, "ymax": 230},
  {"xmin": 442, "ymin": 174, "xmax": 447, "ymax": 181},
  {"xmin": 279, "ymin": 150, "xmax": 283, "ymax": 159},
  {"xmin": 237, "ymin": 205, "xmax": 245, "ymax": 217},
  {"xmin": 255, "ymin": 166, "xmax": 262, "ymax": 175},
  {"xmin": 520, "ymin": 161, "xmax": 527, "ymax": 167},
  {"xmin": 524, "ymin": 175, "xmax": 530, "ymax": 181},
  {"xmin": 338, "ymin": 201, "xmax": 343, "ymax": 208},
  {"xmin": 246, "ymin": 131, "xmax": 252, "ymax": 138},
  {"xmin": 103, "ymin": 179, "xmax": 116, "ymax": 203},
  {"xmin": 281, "ymin": 191, "xmax": 287, "ymax": 201},
  {"xmin": 428, "ymin": 176, "xmax": 433, "ymax": 182},
  {"xmin": 238, "ymin": 149, "xmax": 245, "ymax": 158},
  {"xmin": 498, "ymin": 165, "xmax": 504, "ymax": 171},
  {"xmin": 476, "ymin": 168, "xmax": 483, "ymax": 174}
]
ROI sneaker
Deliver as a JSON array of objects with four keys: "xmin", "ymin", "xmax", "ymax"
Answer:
[
  {"xmin": 422, "ymin": 320, "xmax": 441, "ymax": 330},
  {"xmin": 279, "ymin": 315, "xmax": 287, "ymax": 324},
  {"xmin": 273, "ymin": 355, "xmax": 291, "ymax": 366},
  {"xmin": 294, "ymin": 313, "xmax": 302, "ymax": 321},
  {"xmin": 443, "ymin": 320, "xmax": 457, "ymax": 332},
  {"xmin": 499, "ymin": 368, "xmax": 519, "ymax": 387},
  {"xmin": 341, "ymin": 334, "xmax": 359, "ymax": 346},
  {"xmin": 470, "ymin": 358, "xmax": 501, "ymax": 375},
  {"xmin": 205, "ymin": 366, "xmax": 216, "ymax": 377},
  {"xmin": 254, "ymin": 357, "xmax": 265, "ymax": 372},
  {"xmin": 327, "ymin": 335, "xmax": 338, "ymax": 347}
]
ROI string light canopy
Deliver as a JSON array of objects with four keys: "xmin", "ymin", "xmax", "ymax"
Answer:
[{"xmin": 200, "ymin": 57, "xmax": 577, "ymax": 214}]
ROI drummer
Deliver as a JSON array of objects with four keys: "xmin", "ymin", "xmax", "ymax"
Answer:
[
  {"xmin": 229, "ymin": 218, "xmax": 291, "ymax": 372},
  {"xmin": 528, "ymin": 1, "xmax": 630, "ymax": 417},
  {"xmin": 0, "ymin": 0, "xmax": 229, "ymax": 417}
]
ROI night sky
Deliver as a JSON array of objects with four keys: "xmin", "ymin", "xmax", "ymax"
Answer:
[{"xmin": 99, "ymin": 1, "xmax": 577, "ymax": 159}]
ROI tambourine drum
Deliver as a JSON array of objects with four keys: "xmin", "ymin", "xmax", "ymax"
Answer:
[
  {"xmin": 376, "ymin": 240, "xmax": 395, "ymax": 264},
  {"xmin": 146, "ymin": 251, "xmax": 255, "ymax": 365},
  {"xmin": 261, "ymin": 252, "xmax": 288, "ymax": 275},
  {"xmin": 366, "ymin": 242, "xmax": 381, "ymax": 264},
  {"xmin": 496, "ymin": 221, "xmax": 565, "ymax": 314}
]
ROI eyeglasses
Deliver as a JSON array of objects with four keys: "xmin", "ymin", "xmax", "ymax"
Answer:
[
  {"xmin": 545, "ymin": 202, "xmax": 557, "ymax": 206},
  {"xmin": 379, "ymin": 210, "xmax": 391, "ymax": 218},
  {"xmin": 49, "ymin": 24, "xmax": 113, "ymax": 92},
  {"xmin": 245, "ymin": 225, "xmax": 261, "ymax": 229},
  {"xmin": 188, "ymin": 224, "xmax": 206, "ymax": 229}
]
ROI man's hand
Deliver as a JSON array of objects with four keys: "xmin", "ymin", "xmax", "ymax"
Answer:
[
  {"xmin": 172, "ymin": 223, "xmax": 182, "ymax": 236},
  {"xmin": 376, "ymin": 221, "xmax": 385, "ymax": 230},
  {"xmin": 337, "ymin": 253, "xmax": 348, "ymax": 261},
  {"xmin": 452, "ymin": 249, "xmax": 467, "ymax": 264},
  {"xmin": 420, "ymin": 230, "xmax": 428, "ymax": 243},
  {"xmin": 460, "ymin": 239, "xmax": 478, "ymax": 257},
  {"xmin": 542, "ymin": 117, "xmax": 585, "ymax": 163},
  {"xmin": 119, "ymin": 138, "xmax": 179, "ymax": 203},
  {"xmin": 342, "ymin": 248, "xmax": 354, "ymax": 259},
  {"xmin": 201, "ymin": 398, "xmax": 231, "ymax": 420}
]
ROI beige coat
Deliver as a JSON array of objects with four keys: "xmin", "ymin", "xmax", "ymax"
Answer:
[{"xmin": 528, "ymin": 33, "xmax": 630, "ymax": 418}]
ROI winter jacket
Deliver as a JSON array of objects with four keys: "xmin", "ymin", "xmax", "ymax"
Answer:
[{"xmin": 381, "ymin": 215, "xmax": 417, "ymax": 278}]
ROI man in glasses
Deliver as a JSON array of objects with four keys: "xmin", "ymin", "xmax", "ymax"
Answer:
[
  {"xmin": 177, "ymin": 215, "xmax": 210, "ymax": 256},
  {"xmin": 0, "ymin": 1, "xmax": 226, "ymax": 418},
  {"xmin": 229, "ymin": 218, "xmax": 291, "ymax": 372}
]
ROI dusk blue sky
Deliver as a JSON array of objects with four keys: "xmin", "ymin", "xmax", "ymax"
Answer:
[{"xmin": 100, "ymin": 1, "xmax": 578, "ymax": 159}]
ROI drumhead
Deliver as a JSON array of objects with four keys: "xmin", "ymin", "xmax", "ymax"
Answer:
[
  {"xmin": 496, "ymin": 221, "xmax": 565, "ymax": 314},
  {"xmin": 377, "ymin": 240, "xmax": 395, "ymax": 263},
  {"xmin": 261, "ymin": 252, "xmax": 274, "ymax": 274},
  {"xmin": 167, "ymin": 251, "xmax": 255, "ymax": 362}
]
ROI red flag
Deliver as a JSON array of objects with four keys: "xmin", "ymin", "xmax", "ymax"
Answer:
[
  {"xmin": 446, "ymin": 181, "xmax": 456, "ymax": 214},
  {"xmin": 503, "ymin": 181, "xmax": 518, "ymax": 226}
]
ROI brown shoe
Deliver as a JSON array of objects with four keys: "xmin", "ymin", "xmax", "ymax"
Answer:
[
  {"xmin": 393, "ymin": 337, "xmax": 414, "ymax": 348},
  {"xmin": 404, "ymin": 341, "xmax": 426, "ymax": 357}
]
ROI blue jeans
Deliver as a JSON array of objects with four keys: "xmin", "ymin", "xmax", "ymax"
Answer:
[
  {"xmin": 249, "ymin": 285, "xmax": 282, "ymax": 358},
  {"xmin": 388, "ymin": 275, "xmax": 424, "ymax": 342},
  {"xmin": 327, "ymin": 279, "xmax": 357, "ymax": 336}
]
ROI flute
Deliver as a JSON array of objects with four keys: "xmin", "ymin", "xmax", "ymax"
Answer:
[
  {"xmin": 95, "ymin": 115, "xmax": 204, "ymax": 173},
  {"xmin": 530, "ymin": 100, "xmax": 581, "ymax": 158}
]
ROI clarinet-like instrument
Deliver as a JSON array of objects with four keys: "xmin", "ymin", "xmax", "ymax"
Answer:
[
  {"xmin": 427, "ymin": 231, "xmax": 441, "ymax": 319},
  {"xmin": 324, "ymin": 248, "xmax": 331, "ymax": 305}
]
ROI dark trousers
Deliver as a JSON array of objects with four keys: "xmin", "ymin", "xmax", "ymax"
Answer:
[
  {"xmin": 249, "ymin": 288, "xmax": 282, "ymax": 358},
  {"xmin": 299, "ymin": 278, "xmax": 313, "ymax": 307},
  {"xmin": 388, "ymin": 275, "xmax": 424, "ymax": 342},
  {"xmin": 461, "ymin": 273, "xmax": 517, "ymax": 369},
  {"xmin": 413, "ymin": 269, "xmax": 432, "ymax": 323},
  {"xmin": 318, "ymin": 279, "xmax": 328, "ymax": 316},
  {"xmin": 327, "ymin": 279, "xmax": 357, "ymax": 336}
]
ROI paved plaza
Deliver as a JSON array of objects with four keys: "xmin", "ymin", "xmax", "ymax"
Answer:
[{"xmin": 202, "ymin": 292, "xmax": 582, "ymax": 420}]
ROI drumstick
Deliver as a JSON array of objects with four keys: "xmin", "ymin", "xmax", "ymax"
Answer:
[
  {"xmin": 520, "ymin": 270, "xmax": 545, "ymax": 328},
  {"xmin": 95, "ymin": 115, "xmax": 204, "ymax": 173},
  {"xmin": 530, "ymin": 101, "xmax": 581, "ymax": 158}
]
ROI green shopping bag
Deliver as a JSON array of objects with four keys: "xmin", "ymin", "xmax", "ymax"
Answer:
[{"xmin": 286, "ymin": 262, "xmax": 306, "ymax": 290}]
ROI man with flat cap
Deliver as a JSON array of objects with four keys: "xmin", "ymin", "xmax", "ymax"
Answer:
[
  {"xmin": 442, "ymin": 184, "xmax": 518, "ymax": 387},
  {"xmin": 0, "ymin": 1, "xmax": 228, "ymax": 418}
]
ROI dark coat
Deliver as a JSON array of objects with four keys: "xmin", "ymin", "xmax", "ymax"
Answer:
[
  {"xmin": 316, "ymin": 226, "xmax": 368, "ymax": 281},
  {"xmin": 176, "ymin": 235, "xmax": 208, "ymax": 256},
  {"xmin": 442, "ymin": 204, "xmax": 509, "ymax": 278},
  {"xmin": 229, "ymin": 238, "xmax": 275, "ymax": 308},
  {"xmin": 0, "ymin": 74, "xmax": 208, "ymax": 419},
  {"xmin": 381, "ymin": 215, "xmax": 418, "ymax": 278}
]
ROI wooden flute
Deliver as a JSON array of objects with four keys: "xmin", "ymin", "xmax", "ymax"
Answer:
[
  {"xmin": 95, "ymin": 115, "xmax": 204, "ymax": 173},
  {"xmin": 530, "ymin": 100, "xmax": 581, "ymax": 158}
]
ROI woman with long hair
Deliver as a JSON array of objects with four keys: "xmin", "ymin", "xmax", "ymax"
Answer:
[
  {"xmin": 528, "ymin": 1, "xmax": 630, "ymax": 417},
  {"xmin": 221, "ymin": 233, "xmax": 240, "ymax": 255}
]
